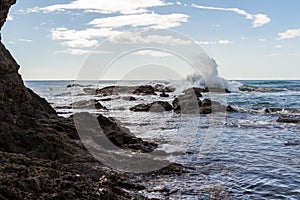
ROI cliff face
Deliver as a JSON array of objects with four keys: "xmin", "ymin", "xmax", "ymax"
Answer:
[{"xmin": 0, "ymin": 0, "xmax": 57, "ymax": 131}]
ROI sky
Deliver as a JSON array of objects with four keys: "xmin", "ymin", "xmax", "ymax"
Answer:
[{"xmin": 2, "ymin": 0, "xmax": 300, "ymax": 80}]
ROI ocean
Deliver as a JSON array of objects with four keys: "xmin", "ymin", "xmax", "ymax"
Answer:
[{"xmin": 25, "ymin": 80, "xmax": 300, "ymax": 199}]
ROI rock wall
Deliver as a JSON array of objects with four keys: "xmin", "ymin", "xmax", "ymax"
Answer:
[{"xmin": 0, "ymin": 0, "xmax": 57, "ymax": 129}]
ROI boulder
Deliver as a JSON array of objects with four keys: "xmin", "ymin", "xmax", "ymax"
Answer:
[
  {"xmin": 160, "ymin": 92, "xmax": 170, "ymax": 97},
  {"xmin": 121, "ymin": 96, "xmax": 137, "ymax": 101},
  {"xmin": 154, "ymin": 84, "xmax": 175, "ymax": 93},
  {"xmin": 133, "ymin": 85, "xmax": 155, "ymax": 95},
  {"xmin": 130, "ymin": 101, "xmax": 173, "ymax": 112},
  {"xmin": 71, "ymin": 99, "xmax": 107, "ymax": 110},
  {"xmin": 182, "ymin": 87, "xmax": 203, "ymax": 98}
]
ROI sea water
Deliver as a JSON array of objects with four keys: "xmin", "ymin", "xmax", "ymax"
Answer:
[{"xmin": 25, "ymin": 80, "xmax": 300, "ymax": 199}]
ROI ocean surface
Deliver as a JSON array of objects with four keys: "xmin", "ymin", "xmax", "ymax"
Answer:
[{"xmin": 25, "ymin": 80, "xmax": 300, "ymax": 199}]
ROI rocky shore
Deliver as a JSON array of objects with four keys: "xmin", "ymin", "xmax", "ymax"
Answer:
[{"xmin": 0, "ymin": 1, "xmax": 186, "ymax": 199}]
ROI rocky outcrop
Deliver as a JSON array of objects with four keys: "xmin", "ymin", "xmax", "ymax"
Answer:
[
  {"xmin": 130, "ymin": 101, "xmax": 173, "ymax": 112},
  {"xmin": 0, "ymin": 2, "xmax": 165, "ymax": 199},
  {"xmin": 172, "ymin": 93, "xmax": 235, "ymax": 114}
]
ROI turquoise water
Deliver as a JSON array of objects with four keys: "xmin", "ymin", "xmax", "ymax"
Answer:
[{"xmin": 25, "ymin": 80, "xmax": 300, "ymax": 199}]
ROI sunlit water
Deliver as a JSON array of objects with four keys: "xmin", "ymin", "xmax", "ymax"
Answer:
[{"xmin": 25, "ymin": 80, "xmax": 300, "ymax": 199}]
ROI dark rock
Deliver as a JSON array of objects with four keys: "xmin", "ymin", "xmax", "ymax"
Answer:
[
  {"xmin": 172, "ymin": 95, "xmax": 202, "ymax": 114},
  {"xmin": 83, "ymin": 88, "xmax": 96, "ymax": 95},
  {"xmin": 202, "ymin": 98, "xmax": 212, "ymax": 107},
  {"xmin": 172, "ymin": 96, "xmax": 235, "ymax": 114},
  {"xmin": 98, "ymin": 97, "xmax": 113, "ymax": 101},
  {"xmin": 122, "ymin": 96, "xmax": 137, "ymax": 101},
  {"xmin": 182, "ymin": 87, "xmax": 203, "ymax": 98},
  {"xmin": 71, "ymin": 99, "xmax": 107, "ymax": 110},
  {"xmin": 154, "ymin": 84, "xmax": 175, "ymax": 93},
  {"xmin": 74, "ymin": 112, "xmax": 158, "ymax": 153},
  {"xmin": 133, "ymin": 85, "xmax": 155, "ymax": 95},
  {"xmin": 160, "ymin": 92, "xmax": 169, "ymax": 97},
  {"xmin": 130, "ymin": 101, "xmax": 173, "ymax": 112},
  {"xmin": 67, "ymin": 84, "xmax": 84, "ymax": 88},
  {"xmin": 277, "ymin": 117, "xmax": 300, "ymax": 124},
  {"xmin": 207, "ymin": 87, "xmax": 231, "ymax": 93},
  {"xmin": 0, "ymin": 3, "xmax": 156, "ymax": 199}
]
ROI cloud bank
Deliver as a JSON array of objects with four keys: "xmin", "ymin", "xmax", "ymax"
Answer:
[{"xmin": 30, "ymin": 0, "xmax": 170, "ymax": 14}]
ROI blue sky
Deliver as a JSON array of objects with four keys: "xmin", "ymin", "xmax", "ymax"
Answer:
[{"xmin": 2, "ymin": 0, "xmax": 300, "ymax": 80}]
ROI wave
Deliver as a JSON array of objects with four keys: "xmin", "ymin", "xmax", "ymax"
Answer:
[{"xmin": 239, "ymin": 84, "xmax": 287, "ymax": 93}]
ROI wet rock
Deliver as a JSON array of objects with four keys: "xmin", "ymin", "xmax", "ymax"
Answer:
[
  {"xmin": 133, "ymin": 85, "xmax": 155, "ymax": 95},
  {"xmin": 122, "ymin": 96, "xmax": 137, "ymax": 101},
  {"xmin": 277, "ymin": 117, "xmax": 300, "ymax": 124},
  {"xmin": 172, "ymin": 94, "xmax": 202, "ymax": 114},
  {"xmin": 71, "ymin": 99, "xmax": 107, "ymax": 110},
  {"xmin": 67, "ymin": 84, "xmax": 84, "ymax": 88},
  {"xmin": 182, "ymin": 87, "xmax": 203, "ymax": 98},
  {"xmin": 154, "ymin": 84, "xmax": 175, "ymax": 93},
  {"xmin": 98, "ymin": 97, "xmax": 113, "ymax": 101},
  {"xmin": 160, "ymin": 92, "xmax": 169, "ymax": 97},
  {"xmin": 207, "ymin": 87, "xmax": 231, "ymax": 93},
  {"xmin": 74, "ymin": 112, "xmax": 158, "ymax": 153},
  {"xmin": 172, "ymin": 95, "xmax": 235, "ymax": 114},
  {"xmin": 130, "ymin": 101, "xmax": 173, "ymax": 112},
  {"xmin": 0, "ymin": 3, "xmax": 153, "ymax": 199}
]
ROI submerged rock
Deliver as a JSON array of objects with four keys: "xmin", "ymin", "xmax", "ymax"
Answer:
[
  {"xmin": 122, "ymin": 96, "xmax": 137, "ymax": 101},
  {"xmin": 71, "ymin": 99, "xmax": 107, "ymax": 110},
  {"xmin": 130, "ymin": 101, "xmax": 173, "ymax": 112},
  {"xmin": 160, "ymin": 92, "xmax": 170, "ymax": 97},
  {"xmin": 277, "ymin": 117, "xmax": 300, "ymax": 124}
]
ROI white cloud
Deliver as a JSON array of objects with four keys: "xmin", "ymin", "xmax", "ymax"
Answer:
[
  {"xmin": 50, "ymin": 27, "xmax": 122, "ymax": 48},
  {"xmin": 132, "ymin": 50, "xmax": 172, "ymax": 57},
  {"xmin": 273, "ymin": 45, "xmax": 282, "ymax": 49},
  {"xmin": 62, "ymin": 39, "xmax": 98, "ymax": 48},
  {"xmin": 30, "ymin": 0, "xmax": 171, "ymax": 14},
  {"xmin": 7, "ymin": 14, "xmax": 13, "ymax": 21},
  {"xmin": 56, "ymin": 49, "xmax": 112, "ymax": 55},
  {"xmin": 176, "ymin": 1, "xmax": 182, "ymax": 5},
  {"xmin": 277, "ymin": 28, "xmax": 300, "ymax": 40},
  {"xmin": 191, "ymin": 4, "xmax": 271, "ymax": 27},
  {"xmin": 89, "ymin": 13, "xmax": 189, "ymax": 30},
  {"xmin": 19, "ymin": 39, "xmax": 33, "ymax": 42},
  {"xmin": 110, "ymin": 31, "xmax": 192, "ymax": 46},
  {"xmin": 196, "ymin": 40, "xmax": 233, "ymax": 45}
]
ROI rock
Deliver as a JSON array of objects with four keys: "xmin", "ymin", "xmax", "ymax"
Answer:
[
  {"xmin": 98, "ymin": 97, "xmax": 113, "ymax": 101},
  {"xmin": 121, "ymin": 96, "xmax": 137, "ymax": 101},
  {"xmin": 277, "ymin": 117, "xmax": 300, "ymax": 124},
  {"xmin": 160, "ymin": 92, "xmax": 169, "ymax": 97},
  {"xmin": 71, "ymin": 99, "xmax": 107, "ymax": 110},
  {"xmin": 130, "ymin": 101, "xmax": 173, "ymax": 112},
  {"xmin": 73, "ymin": 112, "xmax": 158, "ymax": 153},
  {"xmin": 207, "ymin": 87, "xmax": 231, "ymax": 93},
  {"xmin": 67, "ymin": 84, "xmax": 84, "ymax": 88},
  {"xmin": 0, "ymin": 3, "xmax": 157, "ymax": 199},
  {"xmin": 133, "ymin": 85, "xmax": 155, "ymax": 95},
  {"xmin": 154, "ymin": 84, "xmax": 175, "ymax": 93},
  {"xmin": 183, "ymin": 87, "xmax": 203, "ymax": 98},
  {"xmin": 172, "ymin": 96, "xmax": 235, "ymax": 114},
  {"xmin": 83, "ymin": 88, "xmax": 96, "ymax": 95},
  {"xmin": 172, "ymin": 94, "xmax": 202, "ymax": 114}
]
